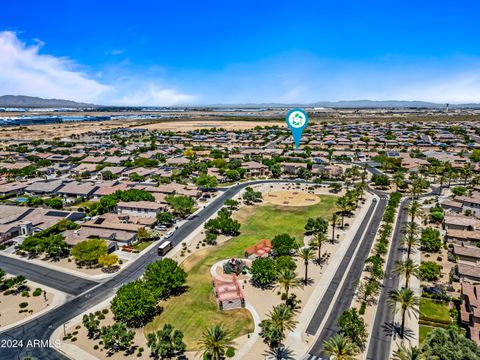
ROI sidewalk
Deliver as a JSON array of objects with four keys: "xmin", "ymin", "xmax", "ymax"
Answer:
[{"xmin": 278, "ymin": 193, "xmax": 376, "ymax": 358}]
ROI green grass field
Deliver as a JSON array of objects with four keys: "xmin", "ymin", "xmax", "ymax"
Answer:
[
  {"xmin": 419, "ymin": 298, "xmax": 451, "ymax": 322},
  {"xmin": 144, "ymin": 196, "xmax": 337, "ymax": 349},
  {"xmin": 419, "ymin": 324, "xmax": 435, "ymax": 343}
]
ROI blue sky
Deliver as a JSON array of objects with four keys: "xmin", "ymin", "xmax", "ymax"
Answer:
[{"xmin": 1, "ymin": 0, "xmax": 480, "ymax": 105}]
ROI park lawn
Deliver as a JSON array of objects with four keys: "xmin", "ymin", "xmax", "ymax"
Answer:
[
  {"xmin": 419, "ymin": 324, "xmax": 435, "ymax": 343},
  {"xmin": 419, "ymin": 298, "xmax": 451, "ymax": 323},
  {"xmin": 144, "ymin": 196, "xmax": 338, "ymax": 349}
]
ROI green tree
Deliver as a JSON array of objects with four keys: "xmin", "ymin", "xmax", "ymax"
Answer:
[
  {"xmin": 242, "ymin": 187, "xmax": 263, "ymax": 204},
  {"xmin": 419, "ymin": 261, "xmax": 441, "ymax": 281},
  {"xmin": 387, "ymin": 288, "xmax": 419, "ymax": 339},
  {"xmin": 271, "ymin": 234, "xmax": 297, "ymax": 256},
  {"xmin": 336, "ymin": 197, "xmax": 352, "ymax": 228},
  {"xmin": 309, "ymin": 232, "xmax": 329, "ymax": 266},
  {"xmin": 42, "ymin": 235, "xmax": 69, "ymax": 260},
  {"xmin": 44, "ymin": 197, "xmax": 63, "ymax": 209},
  {"xmin": 100, "ymin": 322, "xmax": 135, "ymax": 354},
  {"xmin": 71, "ymin": 239, "xmax": 107, "ymax": 265},
  {"xmin": 337, "ymin": 308, "xmax": 368, "ymax": 352},
  {"xmin": 157, "ymin": 211, "xmax": 175, "ymax": 224},
  {"xmin": 371, "ymin": 174, "xmax": 390, "ymax": 188},
  {"xmin": 195, "ymin": 174, "xmax": 218, "ymax": 190},
  {"xmin": 304, "ymin": 217, "xmax": 329, "ymax": 235},
  {"xmin": 322, "ymin": 334, "xmax": 357, "ymax": 360},
  {"xmin": 392, "ymin": 343, "xmax": 424, "ymax": 360},
  {"xmin": 144, "ymin": 259, "xmax": 187, "ymax": 299},
  {"xmin": 200, "ymin": 324, "xmax": 235, "ymax": 360},
  {"xmin": 147, "ymin": 323, "xmax": 186, "ymax": 359},
  {"xmin": 421, "ymin": 326, "xmax": 480, "ymax": 359},
  {"xmin": 276, "ymin": 269, "xmax": 301, "ymax": 300},
  {"xmin": 394, "ymin": 259, "xmax": 420, "ymax": 289},
  {"xmin": 297, "ymin": 247, "xmax": 315, "ymax": 284},
  {"xmin": 224, "ymin": 199, "xmax": 239, "ymax": 211},
  {"xmin": 420, "ymin": 227, "xmax": 442, "ymax": 252},
  {"xmin": 166, "ymin": 195, "xmax": 195, "ymax": 217},
  {"xmin": 111, "ymin": 280, "xmax": 158, "ymax": 327},
  {"xmin": 82, "ymin": 313, "xmax": 100, "ymax": 339},
  {"xmin": 264, "ymin": 346, "xmax": 296, "ymax": 360},
  {"xmin": 260, "ymin": 304, "xmax": 298, "ymax": 348},
  {"xmin": 250, "ymin": 257, "xmax": 277, "ymax": 287}
]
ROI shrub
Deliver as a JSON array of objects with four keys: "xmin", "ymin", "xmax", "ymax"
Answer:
[
  {"xmin": 21, "ymin": 290, "xmax": 30, "ymax": 297},
  {"xmin": 102, "ymin": 309, "xmax": 109, "ymax": 314},
  {"xmin": 359, "ymin": 302, "xmax": 367, "ymax": 315},
  {"xmin": 19, "ymin": 302, "xmax": 28, "ymax": 308},
  {"xmin": 226, "ymin": 347, "xmax": 235, "ymax": 358}
]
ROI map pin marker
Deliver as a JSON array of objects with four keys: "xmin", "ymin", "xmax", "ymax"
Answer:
[{"xmin": 286, "ymin": 108, "xmax": 308, "ymax": 150}]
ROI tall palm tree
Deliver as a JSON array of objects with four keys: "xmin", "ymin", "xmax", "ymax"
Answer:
[
  {"xmin": 394, "ymin": 259, "xmax": 420, "ymax": 288},
  {"xmin": 200, "ymin": 324, "xmax": 234, "ymax": 360},
  {"xmin": 297, "ymin": 247, "xmax": 315, "ymax": 284},
  {"xmin": 264, "ymin": 346, "xmax": 296, "ymax": 360},
  {"xmin": 322, "ymin": 334, "xmax": 357, "ymax": 360},
  {"xmin": 331, "ymin": 213, "xmax": 339, "ymax": 242},
  {"xmin": 392, "ymin": 343, "xmax": 424, "ymax": 360},
  {"xmin": 387, "ymin": 288, "xmax": 419, "ymax": 339},
  {"xmin": 402, "ymin": 235, "xmax": 420, "ymax": 260},
  {"xmin": 276, "ymin": 269, "xmax": 301, "ymax": 300},
  {"xmin": 336, "ymin": 197, "xmax": 351, "ymax": 228},
  {"xmin": 393, "ymin": 171, "xmax": 405, "ymax": 191},
  {"xmin": 310, "ymin": 232, "xmax": 329, "ymax": 266},
  {"xmin": 407, "ymin": 200, "xmax": 421, "ymax": 223},
  {"xmin": 269, "ymin": 304, "xmax": 298, "ymax": 338}
]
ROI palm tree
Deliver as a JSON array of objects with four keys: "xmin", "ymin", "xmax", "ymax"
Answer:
[
  {"xmin": 393, "ymin": 170, "xmax": 405, "ymax": 191},
  {"xmin": 276, "ymin": 269, "xmax": 301, "ymax": 300},
  {"xmin": 336, "ymin": 197, "xmax": 351, "ymax": 228},
  {"xmin": 406, "ymin": 200, "xmax": 421, "ymax": 223},
  {"xmin": 322, "ymin": 334, "xmax": 357, "ymax": 360},
  {"xmin": 268, "ymin": 304, "xmax": 298, "ymax": 339},
  {"xmin": 297, "ymin": 247, "xmax": 315, "ymax": 284},
  {"xmin": 401, "ymin": 235, "xmax": 420, "ymax": 260},
  {"xmin": 394, "ymin": 259, "xmax": 419, "ymax": 288},
  {"xmin": 200, "ymin": 324, "xmax": 234, "ymax": 360},
  {"xmin": 310, "ymin": 232, "xmax": 329, "ymax": 266},
  {"xmin": 387, "ymin": 288, "xmax": 419, "ymax": 339},
  {"xmin": 264, "ymin": 346, "xmax": 295, "ymax": 360},
  {"xmin": 392, "ymin": 343, "xmax": 424, "ymax": 360},
  {"xmin": 331, "ymin": 213, "xmax": 339, "ymax": 242}
]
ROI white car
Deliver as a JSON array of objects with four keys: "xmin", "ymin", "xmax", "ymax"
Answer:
[{"xmin": 164, "ymin": 231, "xmax": 174, "ymax": 239}]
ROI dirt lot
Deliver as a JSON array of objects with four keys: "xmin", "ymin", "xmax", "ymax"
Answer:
[
  {"xmin": 0, "ymin": 281, "xmax": 54, "ymax": 328},
  {"xmin": 263, "ymin": 190, "xmax": 320, "ymax": 206},
  {"xmin": 1, "ymin": 117, "xmax": 285, "ymax": 141}
]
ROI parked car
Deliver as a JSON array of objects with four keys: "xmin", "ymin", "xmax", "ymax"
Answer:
[
  {"xmin": 164, "ymin": 230, "xmax": 174, "ymax": 239},
  {"xmin": 155, "ymin": 225, "xmax": 167, "ymax": 231}
]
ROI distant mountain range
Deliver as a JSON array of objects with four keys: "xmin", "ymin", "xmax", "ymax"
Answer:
[
  {"xmin": 0, "ymin": 95, "xmax": 97, "ymax": 108},
  {"xmin": 208, "ymin": 100, "xmax": 480, "ymax": 109},
  {"xmin": 1, "ymin": 95, "xmax": 480, "ymax": 109}
]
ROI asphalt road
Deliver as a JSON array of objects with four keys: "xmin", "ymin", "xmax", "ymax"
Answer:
[
  {"xmin": 307, "ymin": 192, "xmax": 388, "ymax": 358},
  {"xmin": 0, "ymin": 254, "xmax": 98, "ymax": 296},
  {"xmin": 0, "ymin": 179, "xmax": 304, "ymax": 360},
  {"xmin": 365, "ymin": 197, "xmax": 410, "ymax": 360}
]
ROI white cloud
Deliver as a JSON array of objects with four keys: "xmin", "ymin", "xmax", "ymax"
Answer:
[
  {"xmin": 0, "ymin": 31, "xmax": 196, "ymax": 106},
  {"xmin": 114, "ymin": 84, "xmax": 196, "ymax": 106},
  {"xmin": 0, "ymin": 31, "xmax": 110, "ymax": 103}
]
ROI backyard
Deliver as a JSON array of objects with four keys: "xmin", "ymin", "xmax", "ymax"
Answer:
[
  {"xmin": 144, "ymin": 195, "xmax": 338, "ymax": 349},
  {"xmin": 419, "ymin": 297, "xmax": 452, "ymax": 343}
]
